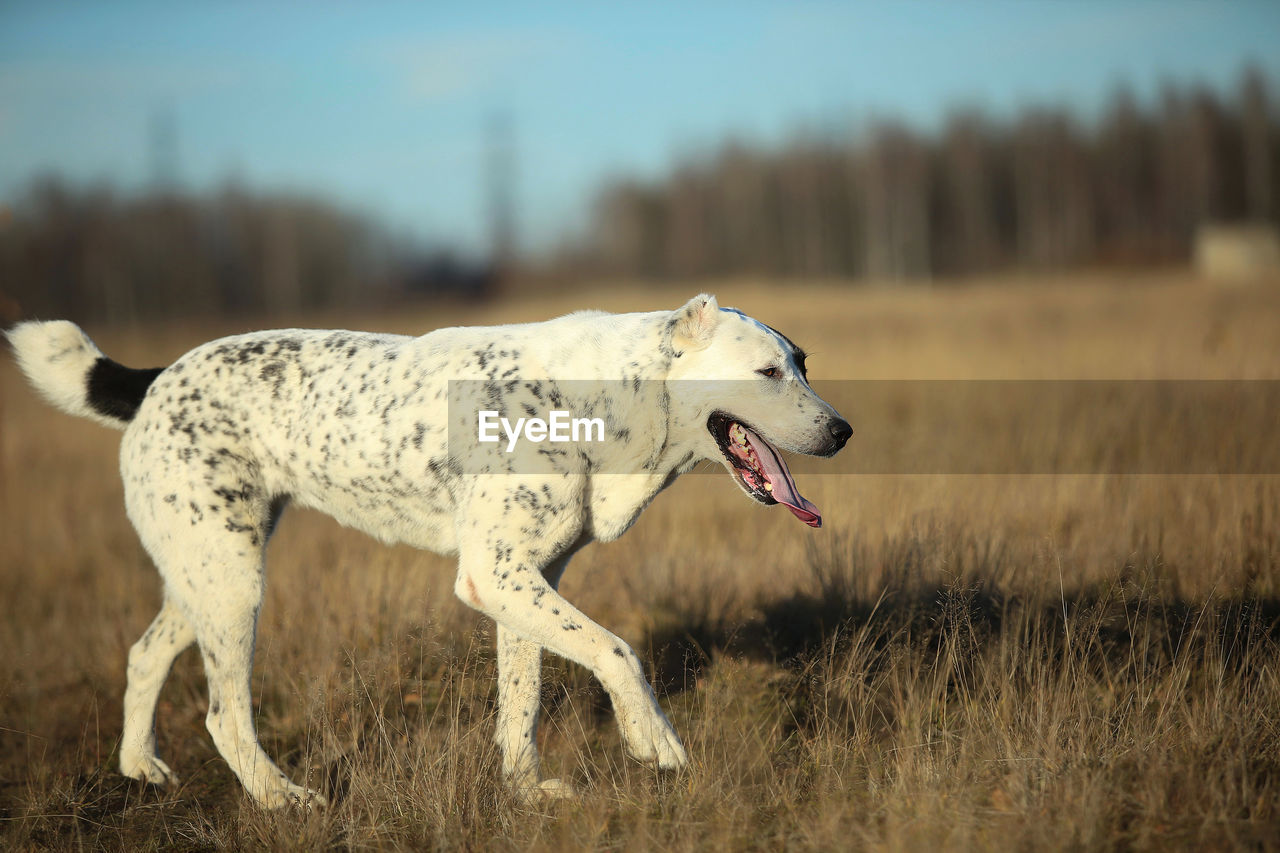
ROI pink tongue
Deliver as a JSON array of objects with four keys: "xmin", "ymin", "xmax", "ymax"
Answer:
[{"xmin": 742, "ymin": 426, "xmax": 822, "ymax": 528}]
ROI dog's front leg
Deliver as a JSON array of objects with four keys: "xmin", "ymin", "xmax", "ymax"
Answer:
[
  {"xmin": 454, "ymin": 491, "xmax": 687, "ymax": 786},
  {"xmin": 493, "ymin": 547, "xmax": 580, "ymax": 801},
  {"xmin": 461, "ymin": 561, "xmax": 687, "ymax": 776},
  {"xmin": 495, "ymin": 626, "xmax": 573, "ymax": 801}
]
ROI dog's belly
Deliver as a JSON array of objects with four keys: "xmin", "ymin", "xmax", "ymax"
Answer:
[{"xmin": 291, "ymin": 482, "xmax": 460, "ymax": 554}]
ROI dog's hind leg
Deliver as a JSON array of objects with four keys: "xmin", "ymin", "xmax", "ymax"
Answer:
[
  {"xmin": 125, "ymin": 459, "xmax": 320, "ymax": 808},
  {"xmin": 119, "ymin": 596, "xmax": 195, "ymax": 786},
  {"xmin": 185, "ymin": 558, "xmax": 325, "ymax": 809}
]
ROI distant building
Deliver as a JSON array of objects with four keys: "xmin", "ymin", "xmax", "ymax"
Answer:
[{"xmin": 1194, "ymin": 224, "xmax": 1280, "ymax": 282}]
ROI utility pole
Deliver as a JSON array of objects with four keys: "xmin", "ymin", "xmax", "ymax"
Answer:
[
  {"xmin": 486, "ymin": 110, "xmax": 517, "ymax": 278},
  {"xmin": 149, "ymin": 105, "xmax": 179, "ymax": 194}
]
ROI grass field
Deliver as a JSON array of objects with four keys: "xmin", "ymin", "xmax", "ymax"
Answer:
[{"xmin": 2, "ymin": 271, "xmax": 1279, "ymax": 850}]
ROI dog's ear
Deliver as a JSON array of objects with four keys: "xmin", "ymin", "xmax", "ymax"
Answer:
[{"xmin": 670, "ymin": 294, "xmax": 720, "ymax": 354}]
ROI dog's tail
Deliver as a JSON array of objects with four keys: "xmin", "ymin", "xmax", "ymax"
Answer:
[{"xmin": 6, "ymin": 320, "xmax": 164, "ymax": 430}]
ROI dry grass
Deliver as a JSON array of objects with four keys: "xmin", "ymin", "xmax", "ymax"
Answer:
[{"xmin": 2, "ymin": 271, "xmax": 1279, "ymax": 850}]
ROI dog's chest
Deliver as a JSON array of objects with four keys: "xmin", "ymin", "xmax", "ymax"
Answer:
[{"xmin": 583, "ymin": 471, "xmax": 674, "ymax": 542}]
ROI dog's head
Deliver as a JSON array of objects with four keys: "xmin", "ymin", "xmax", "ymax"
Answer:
[{"xmin": 665, "ymin": 294, "xmax": 851, "ymax": 528}]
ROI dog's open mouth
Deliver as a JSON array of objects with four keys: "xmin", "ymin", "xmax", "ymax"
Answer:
[{"xmin": 709, "ymin": 413, "xmax": 821, "ymax": 528}]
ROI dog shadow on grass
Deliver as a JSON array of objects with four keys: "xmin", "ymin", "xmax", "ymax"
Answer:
[{"xmin": 635, "ymin": 530, "xmax": 1280, "ymax": 701}]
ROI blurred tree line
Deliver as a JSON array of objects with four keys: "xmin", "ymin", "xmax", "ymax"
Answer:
[
  {"xmin": 3, "ymin": 66, "xmax": 1275, "ymax": 325},
  {"xmin": 0, "ymin": 182, "xmax": 491, "ymax": 325},
  {"xmin": 582, "ymin": 66, "xmax": 1277, "ymax": 280}
]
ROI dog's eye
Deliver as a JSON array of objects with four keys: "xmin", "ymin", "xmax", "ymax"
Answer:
[{"xmin": 757, "ymin": 366, "xmax": 779, "ymax": 378}]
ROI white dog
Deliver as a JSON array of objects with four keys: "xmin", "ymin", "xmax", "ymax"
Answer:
[{"xmin": 8, "ymin": 295, "xmax": 850, "ymax": 807}]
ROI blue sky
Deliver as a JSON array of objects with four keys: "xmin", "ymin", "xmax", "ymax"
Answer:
[{"xmin": 2, "ymin": 1, "xmax": 1277, "ymax": 256}]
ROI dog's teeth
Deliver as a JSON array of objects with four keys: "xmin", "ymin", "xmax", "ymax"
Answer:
[{"xmin": 764, "ymin": 482, "xmax": 772, "ymax": 491}]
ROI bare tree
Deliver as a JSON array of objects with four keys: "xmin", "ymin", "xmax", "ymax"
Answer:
[{"xmin": 1240, "ymin": 64, "xmax": 1273, "ymax": 221}]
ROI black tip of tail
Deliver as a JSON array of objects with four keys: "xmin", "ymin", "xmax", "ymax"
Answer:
[{"xmin": 87, "ymin": 358, "xmax": 164, "ymax": 422}]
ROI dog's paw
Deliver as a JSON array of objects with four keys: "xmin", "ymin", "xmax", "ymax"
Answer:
[
  {"xmin": 617, "ymin": 704, "xmax": 688, "ymax": 770},
  {"xmin": 536, "ymin": 777, "xmax": 578, "ymax": 800},
  {"xmin": 120, "ymin": 752, "xmax": 179, "ymax": 787},
  {"xmin": 512, "ymin": 776, "xmax": 578, "ymax": 806},
  {"xmin": 257, "ymin": 781, "xmax": 327, "ymax": 811}
]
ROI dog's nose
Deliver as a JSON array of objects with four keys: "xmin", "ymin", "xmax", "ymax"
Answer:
[{"xmin": 828, "ymin": 417, "xmax": 852, "ymax": 450}]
